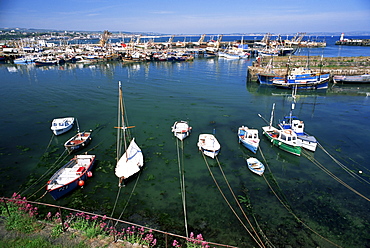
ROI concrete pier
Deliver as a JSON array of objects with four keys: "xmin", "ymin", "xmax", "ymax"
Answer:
[{"xmin": 247, "ymin": 56, "xmax": 370, "ymax": 81}]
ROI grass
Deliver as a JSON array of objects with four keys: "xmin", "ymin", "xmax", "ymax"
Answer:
[{"xmin": 0, "ymin": 236, "xmax": 88, "ymax": 248}]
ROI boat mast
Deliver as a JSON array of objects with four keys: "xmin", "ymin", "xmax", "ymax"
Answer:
[
  {"xmin": 117, "ymin": 81, "xmax": 128, "ymax": 161},
  {"xmin": 289, "ymin": 86, "xmax": 297, "ymax": 126},
  {"xmin": 269, "ymin": 103, "xmax": 275, "ymax": 128}
]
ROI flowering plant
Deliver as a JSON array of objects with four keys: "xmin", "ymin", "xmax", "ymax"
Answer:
[
  {"xmin": 173, "ymin": 232, "xmax": 210, "ymax": 248},
  {"xmin": 0, "ymin": 193, "xmax": 41, "ymax": 233},
  {"xmin": 116, "ymin": 225, "xmax": 157, "ymax": 247}
]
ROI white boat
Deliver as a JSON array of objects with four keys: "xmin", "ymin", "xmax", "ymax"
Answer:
[
  {"xmin": 115, "ymin": 81, "xmax": 144, "ymax": 187},
  {"xmin": 197, "ymin": 134, "xmax": 220, "ymax": 159},
  {"xmin": 278, "ymin": 87, "xmax": 317, "ymax": 152},
  {"xmin": 238, "ymin": 126, "xmax": 260, "ymax": 154},
  {"xmin": 171, "ymin": 121, "xmax": 192, "ymax": 140},
  {"xmin": 279, "ymin": 117, "xmax": 317, "ymax": 152},
  {"xmin": 246, "ymin": 157, "xmax": 265, "ymax": 176},
  {"xmin": 46, "ymin": 154, "xmax": 96, "ymax": 200},
  {"xmin": 51, "ymin": 117, "xmax": 75, "ymax": 135}
]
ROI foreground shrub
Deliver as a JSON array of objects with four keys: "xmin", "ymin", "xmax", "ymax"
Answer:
[{"xmin": 0, "ymin": 193, "xmax": 42, "ymax": 233}]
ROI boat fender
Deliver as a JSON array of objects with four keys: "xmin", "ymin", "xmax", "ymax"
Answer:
[
  {"xmin": 78, "ymin": 180, "xmax": 85, "ymax": 187},
  {"xmin": 87, "ymin": 171, "xmax": 93, "ymax": 177},
  {"xmin": 278, "ymin": 142, "xmax": 282, "ymax": 146},
  {"xmin": 271, "ymin": 139, "xmax": 273, "ymax": 143}
]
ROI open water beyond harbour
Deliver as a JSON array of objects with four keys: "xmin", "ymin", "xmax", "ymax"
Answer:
[{"xmin": 1, "ymin": 36, "xmax": 370, "ymax": 247}]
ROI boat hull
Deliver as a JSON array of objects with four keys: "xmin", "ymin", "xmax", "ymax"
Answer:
[
  {"xmin": 333, "ymin": 75, "xmax": 370, "ymax": 84},
  {"xmin": 51, "ymin": 117, "xmax": 75, "ymax": 135},
  {"xmin": 298, "ymin": 135, "xmax": 317, "ymax": 152},
  {"xmin": 197, "ymin": 134, "xmax": 221, "ymax": 159},
  {"xmin": 238, "ymin": 127, "xmax": 259, "ymax": 154},
  {"xmin": 262, "ymin": 127, "xmax": 301, "ymax": 156},
  {"xmin": 64, "ymin": 131, "xmax": 92, "ymax": 153},
  {"xmin": 171, "ymin": 121, "xmax": 191, "ymax": 141},
  {"xmin": 246, "ymin": 157, "xmax": 265, "ymax": 176},
  {"xmin": 47, "ymin": 154, "xmax": 95, "ymax": 200}
]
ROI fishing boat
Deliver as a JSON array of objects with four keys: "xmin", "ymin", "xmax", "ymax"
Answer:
[
  {"xmin": 272, "ymin": 75, "xmax": 329, "ymax": 90},
  {"xmin": 238, "ymin": 126, "xmax": 260, "ymax": 153},
  {"xmin": 64, "ymin": 131, "xmax": 92, "ymax": 153},
  {"xmin": 197, "ymin": 134, "xmax": 221, "ymax": 158},
  {"xmin": 333, "ymin": 74, "xmax": 370, "ymax": 84},
  {"xmin": 257, "ymin": 62, "xmax": 330, "ymax": 87},
  {"xmin": 35, "ymin": 58, "xmax": 58, "ymax": 66},
  {"xmin": 115, "ymin": 81, "xmax": 144, "ymax": 187},
  {"xmin": 262, "ymin": 103, "xmax": 302, "ymax": 156},
  {"xmin": 279, "ymin": 117, "xmax": 317, "ymax": 152},
  {"xmin": 278, "ymin": 87, "xmax": 317, "ymax": 152},
  {"xmin": 246, "ymin": 157, "xmax": 265, "ymax": 176},
  {"xmin": 51, "ymin": 117, "xmax": 75, "ymax": 135},
  {"xmin": 46, "ymin": 154, "xmax": 96, "ymax": 200},
  {"xmin": 171, "ymin": 121, "xmax": 192, "ymax": 141}
]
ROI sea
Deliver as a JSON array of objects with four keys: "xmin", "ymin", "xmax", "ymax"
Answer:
[{"xmin": 1, "ymin": 35, "xmax": 370, "ymax": 247}]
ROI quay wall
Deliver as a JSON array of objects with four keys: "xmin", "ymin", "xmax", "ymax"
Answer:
[{"xmin": 248, "ymin": 56, "xmax": 370, "ymax": 81}]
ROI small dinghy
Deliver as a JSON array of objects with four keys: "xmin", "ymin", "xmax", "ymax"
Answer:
[
  {"xmin": 197, "ymin": 134, "xmax": 220, "ymax": 159},
  {"xmin": 51, "ymin": 117, "xmax": 75, "ymax": 135},
  {"xmin": 46, "ymin": 154, "xmax": 96, "ymax": 200},
  {"xmin": 171, "ymin": 120, "xmax": 192, "ymax": 140},
  {"xmin": 64, "ymin": 131, "xmax": 92, "ymax": 153},
  {"xmin": 246, "ymin": 157, "xmax": 265, "ymax": 176}
]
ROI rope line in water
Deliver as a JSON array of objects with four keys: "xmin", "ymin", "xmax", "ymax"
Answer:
[
  {"xmin": 201, "ymin": 152, "xmax": 265, "ymax": 248},
  {"xmin": 176, "ymin": 138, "xmax": 189, "ymax": 237},
  {"xmin": 215, "ymin": 156, "xmax": 265, "ymax": 247},
  {"xmin": 114, "ymin": 170, "xmax": 142, "ymax": 227},
  {"xmin": 19, "ymin": 145, "xmax": 69, "ymax": 198},
  {"xmin": 258, "ymin": 147, "xmax": 342, "ymax": 248},
  {"xmin": 302, "ymin": 149, "xmax": 370, "ymax": 202},
  {"xmin": 318, "ymin": 143, "xmax": 370, "ymax": 185}
]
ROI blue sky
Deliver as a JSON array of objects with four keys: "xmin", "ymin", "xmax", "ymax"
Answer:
[{"xmin": 0, "ymin": 0, "xmax": 369, "ymax": 34}]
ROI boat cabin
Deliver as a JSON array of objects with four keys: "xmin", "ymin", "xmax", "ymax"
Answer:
[{"xmin": 291, "ymin": 119, "xmax": 304, "ymax": 134}]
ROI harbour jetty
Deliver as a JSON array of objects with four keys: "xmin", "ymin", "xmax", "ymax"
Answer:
[
  {"xmin": 247, "ymin": 55, "xmax": 370, "ymax": 81},
  {"xmin": 335, "ymin": 33, "xmax": 370, "ymax": 46}
]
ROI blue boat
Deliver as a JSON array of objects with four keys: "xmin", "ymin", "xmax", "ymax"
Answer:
[
  {"xmin": 238, "ymin": 126, "xmax": 260, "ymax": 153},
  {"xmin": 257, "ymin": 67, "xmax": 330, "ymax": 89},
  {"xmin": 46, "ymin": 154, "xmax": 95, "ymax": 200}
]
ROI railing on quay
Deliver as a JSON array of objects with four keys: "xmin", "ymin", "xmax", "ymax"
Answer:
[{"xmin": 1, "ymin": 196, "xmax": 237, "ymax": 248}]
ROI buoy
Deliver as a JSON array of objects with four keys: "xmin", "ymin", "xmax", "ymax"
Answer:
[
  {"xmin": 87, "ymin": 171, "xmax": 93, "ymax": 177},
  {"xmin": 359, "ymin": 170, "xmax": 363, "ymax": 174},
  {"xmin": 78, "ymin": 180, "xmax": 85, "ymax": 186}
]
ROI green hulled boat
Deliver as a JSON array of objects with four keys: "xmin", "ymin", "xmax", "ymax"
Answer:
[
  {"xmin": 262, "ymin": 126, "xmax": 302, "ymax": 156},
  {"xmin": 261, "ymin": 103, "xmax": 302, "ymax": 156}
]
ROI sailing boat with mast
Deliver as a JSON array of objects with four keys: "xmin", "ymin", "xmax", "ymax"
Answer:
[{"xmin": 115, "ymin": 81, "xmax": 144, "ymax": 187}]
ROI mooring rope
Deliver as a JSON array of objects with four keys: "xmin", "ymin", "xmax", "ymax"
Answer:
[
  {"xmin": 201, "ymin": 153, "xmax": 265, "ymax": 248},
  {"xmin": 19, "ymin": 148, "xmax": 69, "ymax": 198},
  {"xmin": 176, "ymin": 138, "xmax": 189, "ymax": 237},
  {"xmin": 114, "ymin": 170, "xmax": 142, "ymax": 227},
  {"xmin": 302, "ymin": 149, "xmax": 370, "ymax": 202},
  {"xmin": 215, "ymin": 156, "xmax": 265, "ymax": 247},
  {"xmin": 258, "ymin": 147, "xmax": 342, "ymax": 248},
  {"xmin": 318, "ymin": 142, "xmax": 370, "ymax": 185}
]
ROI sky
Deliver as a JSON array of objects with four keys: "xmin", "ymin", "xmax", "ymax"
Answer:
[{"xmin": 0, "ymin": 0, "xmax": 369, "ymax": 34}]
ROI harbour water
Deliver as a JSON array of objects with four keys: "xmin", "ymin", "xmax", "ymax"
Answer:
[{"xmin": 1, "ymin": 36, "xmax": 370, "ymax": 247}]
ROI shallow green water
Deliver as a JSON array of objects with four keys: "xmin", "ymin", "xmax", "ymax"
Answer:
[{"xmin": 0, "ymin": 57, "xmax": 370, "ymax": 247}]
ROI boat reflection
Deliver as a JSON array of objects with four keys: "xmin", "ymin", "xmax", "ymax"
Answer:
[{"xmin": 246, "ymin": 80, "xmax": 370, "ymax": 97}]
